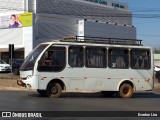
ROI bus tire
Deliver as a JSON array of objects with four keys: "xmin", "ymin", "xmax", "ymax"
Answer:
[
  {"xmin": 101, "ymin": 91, "xmax": 115, "ymax": 97},
  {"xmin": 46, "ymin": 82, "xmax": 62, "ymax": 98},
  {"xmin": 118, "ymin": 83, "xmax": 133, "ymax": 98},
  {"xmin": 37, "ymin": 89, "xmax": 47, "ymax": 97}
]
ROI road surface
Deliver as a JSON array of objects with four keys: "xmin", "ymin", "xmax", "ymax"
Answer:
[
  {"xmin": 0, "ymin": 91, "xmax": 160, "ymax": 120},
  {"xmin": 0, "ymin": 73, "xmax": 160, "ymax": 120}
]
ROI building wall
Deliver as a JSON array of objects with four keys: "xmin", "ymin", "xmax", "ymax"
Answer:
[
  {"xmin": 23, "ymin": 27, "xmax": 33, "ymax": 57},
  {"xmin": 34, "ymin": 13, "xmax": 136, "ymax": 48},
  {"xmin": 31, "ymin": 0, "xmax": 135, "ymax": 48},
  {"xmin": 0, "ymin": 0, "xmax": 25, "ymax": 12},
  {"xmin": 33, "ymin": 0, "xmax": 132, "ymax": 25},
  {"xmin": 83, "ymin": 20, "xmax": 136, "ymax": 39},
  {"xmin": 0, "ymin": 0, "xmax": 26, "ymax": 59},
  {"xmin": 0, "ymin": 28, "xmax": 23, "ymax": 48},
  {"xmin": 33, "ymin": 13, "xmax": 78, "ymax": 47},
  {"xmin": 0, "ymin": 0, "xmax": 25, "ymax": 48},
  {"xmin": 0, "ymin": 11, "xmax": 33, "ymax": 58},
  {"xmin": 0, "ymin": 0, "xmax": 136, "ymax": 58}
]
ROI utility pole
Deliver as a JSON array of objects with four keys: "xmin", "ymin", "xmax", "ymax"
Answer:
[{"xmin": 9, "ymin": 44, "xmax": 14, "ymax": 73}]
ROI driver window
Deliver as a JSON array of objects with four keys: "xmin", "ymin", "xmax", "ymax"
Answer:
[
  {"xmin": 38, "ymin": 46, "xmax": 66, "ymax": 72},
  {"xmin": 44, "ymin": 51, "xmax": 53, "ymax": 66}
]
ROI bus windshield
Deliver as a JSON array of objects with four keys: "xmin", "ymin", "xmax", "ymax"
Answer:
[{"xmin": 20, "ymin": 44, "xmax": 49, "ymax": 71}]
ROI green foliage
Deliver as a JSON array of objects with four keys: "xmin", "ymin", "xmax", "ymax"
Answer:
[{"xmin": 154, "ymin": 48, "xmax": 160, "ymax": 54}]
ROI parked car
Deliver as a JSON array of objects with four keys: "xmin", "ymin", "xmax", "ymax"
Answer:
[
  {"xmin": 0, "ymin": 60, "xmax": 11, "ymax": 72},
  {"xmin": 154, "ymin": 66, "xmax": 160, "ymax": 72},
  {"xmin": 12, "ymin": 59, "xmax": 24, "ymax": 75}
]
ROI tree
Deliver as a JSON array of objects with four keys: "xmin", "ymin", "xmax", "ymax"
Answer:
[{"xmin": 154, "ymin": 48, "xmax": 160, "ymax": 54}]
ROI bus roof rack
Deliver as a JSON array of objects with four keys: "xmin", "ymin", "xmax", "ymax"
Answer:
[{"xmin": 62, "ymin": 36, "xmax": 143, "ymax": 46}]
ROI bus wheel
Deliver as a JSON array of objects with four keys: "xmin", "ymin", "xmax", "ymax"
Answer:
[
  {"xmin": 46, "ymin": 82, "xmax": 62, "ymax": 98},
  {"xmin": 118, "ymin": 83, "xmax": 133, "ymax": 98},
  {"xmin": 101, "ymin": 91, "xmax": 115, "ymax": 97},
  {"xmin": 37, "ymin": 89, "xmax": 47, "ymax": 97}
]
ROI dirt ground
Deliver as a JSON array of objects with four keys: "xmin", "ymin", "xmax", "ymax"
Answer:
[{"xmin": 0, "ymin": 78, "xmax": 25, "ymax": 90}]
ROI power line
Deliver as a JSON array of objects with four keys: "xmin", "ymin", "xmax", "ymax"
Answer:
[
  {"xmin": 133, "ymin": 20, "xmax": 160, "ymax": 24},
  {"xmin": 138, "ymin": 34, "xmax": 160, "ymax": 37}
]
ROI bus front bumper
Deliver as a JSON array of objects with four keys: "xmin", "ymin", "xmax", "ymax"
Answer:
[
  {"xmin": 17, "ymin": 79, "xmax": 26, "ymax": 88},
  {"xmin": 17, "ymin": 76, "xmax": 39, "ymax": 89}
]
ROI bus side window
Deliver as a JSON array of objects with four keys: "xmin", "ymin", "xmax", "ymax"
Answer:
[
  {"xmin": 134, "ymin": 56, "xmax": 141, "ymax": 68},
  {"xmin": 116, "ymin": 56, "xmax": 125, "ymax": 68},
  {"xmin": 85, "ymin": 47, "xmax": 106, "ymax": 68},
  {"xmin": 143, "ymin": 55, "xmax": 150, "ymax": 68},
  {"xmin": 70, "ymin": 54, "xmax": 77, "ymax": 66},
  {"xmin": 141, "ymin": 51, "xmax": 150, "ymax": 69},
  {"xmin": 109, "ymin": 49, "xmax": 116, "ymax": 67},
  {"xmin": 69, "ymin": 46, "xmax": 84, "ymax": 67},
  {"xmin": 109, "ymin": 48, "xmax": 128, "ymax": 69},
  {"xmin": 131, "ymin": 49, "xmax": 151, "ymax": 69}
]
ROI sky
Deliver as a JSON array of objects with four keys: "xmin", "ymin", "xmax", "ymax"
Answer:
[{"xmin": 118, "ymin": 0, "xmax": 160, "ymax": 48}]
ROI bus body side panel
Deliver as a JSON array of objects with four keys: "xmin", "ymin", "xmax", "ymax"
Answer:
[
  {"xmin": 36, "ymin": 68, "xmax": 153, "ymax": 92},
  {"xmin": 63, "ymin": 67, "xmax": 85, "ymax": 90},
  {"xmin": 38, "ymin": 67, "xmax": 85, "ymax": 90},
  {"xmin": 129, "ymin": 69, "xmax": 154, "ymax": 91},
  {"xmin": 84, "ymin": 68, "xmax": 130, "ymax": 91},
  {"xmin": 84, "ymin": 68, "xmax": 108, "ymax": 91},
  {"xmin": 84, "ymin": 68, "xmax": 153, "ymax": 91}
]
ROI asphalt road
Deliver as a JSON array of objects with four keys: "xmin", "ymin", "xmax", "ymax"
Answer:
[
  {"xmin": 0, "ymin": 73, "xmax": 160, "ymax": 120},
  {"xmin": 0, "ymin": 91, "xmax": 160, "ymax": 120},
  {"xmin": 0, "ymin": 90, "xmax": 160, "ymax": 111}
]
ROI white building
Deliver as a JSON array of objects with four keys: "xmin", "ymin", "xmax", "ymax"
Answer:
[{"xmin": 0, "ymin": 0, "xmax": 136, "ymax": 62}]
